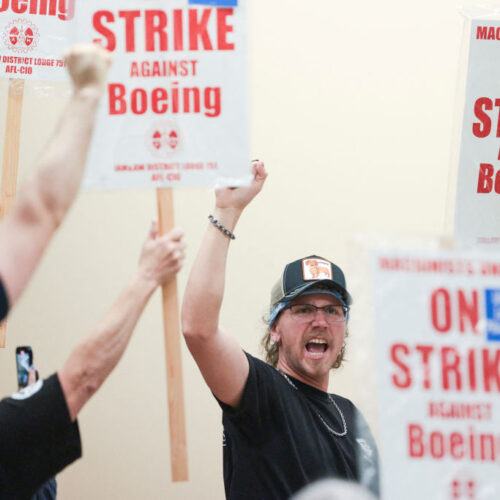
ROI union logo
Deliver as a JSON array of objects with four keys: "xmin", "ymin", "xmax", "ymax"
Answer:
[
  {"xmin": 147, "ymin": 122, "xmax": 181, "ymax": 157},
  {"xmin": 3, "ymin": 19, "xmax": 39, "ymax": 53}
]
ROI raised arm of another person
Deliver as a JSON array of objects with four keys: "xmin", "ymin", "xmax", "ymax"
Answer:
[
  {"xmin": 58, "ymin": 223, "xmax": 185, "ymax": 420},
  {"xmin": 0, "ymin": 224, "xmax": 184, "ymax": 498},
  {"xmin": 181, "ymin": 161, "xmax": 267, "ymax": 407},
  {"xmin": 0, "ymin": 44, "xmax": 111, "ymax": 312}
]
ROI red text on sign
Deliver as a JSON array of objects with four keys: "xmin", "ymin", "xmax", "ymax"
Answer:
[
  {"xmin": 477, "ymin": 25, "xmax": 500, "ymax": 40},
  {"xmin": 476, "ymin": 163, "xmax": 500, "ymax": 193},
  {"xmin": 472, "ymin": 97, "xmax": 500, "ymax": 138},
  {"xmin": 0, "ymin": 0, "xmax": 74, "ymax": 20},
  {"xmin": 390, "ymin": 343, "xmax": 500, "ymax": 392},
  {"xmin": 408, "ymin": 423, "xmax": 500, "ymax": 463},
  {"xmin": 430, "ymin": 288, "xmax": 478, "ymax": 334},
  {"xmin": 93, "ymin": 8, "xmax": 235, "ymax": 53},
  {"xmin": 108, "ymin": 82, "xmax": 220, "ymax": 117}
]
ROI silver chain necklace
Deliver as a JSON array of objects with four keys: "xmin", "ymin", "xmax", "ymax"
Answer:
[{"xmin": 276, "ymin": 369, "xmax": 348, "ymax": 438}]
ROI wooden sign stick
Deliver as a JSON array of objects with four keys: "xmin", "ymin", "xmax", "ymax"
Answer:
[
  {"xmin": 0, "ymin": 78, "xmax": 25, "ymax": 348},
  {"xmin": 156, "ymin": 187, "xmax": 188, "ymax": 482}
]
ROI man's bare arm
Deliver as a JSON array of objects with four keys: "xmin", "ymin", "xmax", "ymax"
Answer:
[
  {"xmin": 0, "ymin": 44, "xmax": 111, "ymax": 307},
  {"xmin": 181, "ymin": 162, "xmax": 267, "ymax": 407},
  {"xmin": 58, "ymin": 223, "xmax": 185, "ymax": 420}
]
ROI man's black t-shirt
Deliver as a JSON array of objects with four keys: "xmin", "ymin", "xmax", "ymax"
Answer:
[
  {"xmin": 218, "ymin": 353, "xmax": 379, "ymax": 500},
  {"xmin": 0, "ymin": 278, "xmax": 8, "ymax": 322},
  {"xmin": 0, "ymin": 374, "xmax": 81, "ymax": 500}
]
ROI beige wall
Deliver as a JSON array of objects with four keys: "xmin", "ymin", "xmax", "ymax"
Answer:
[{"xmin": 0, "ymin": 0, "xmax": 467, "ymax": 498}]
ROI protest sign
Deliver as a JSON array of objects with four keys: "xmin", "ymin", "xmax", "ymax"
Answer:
[
  {"xmin": 73, "ymin": 1, "xmax": 250, "ymax": 480},
  {"xmin": 372, "ymin": 249, "xmax": 500, "ymax": 499},
  {"xmin": 76, "ymin": 0, "xmax": 249, "ymax": 190},
  {"xmin": 455, "ymin": 20, "xmax": 500, "ymax": 246},
  {"xmin": 0, "ymin": 0, "xmax": 74, "ymax": 80}
]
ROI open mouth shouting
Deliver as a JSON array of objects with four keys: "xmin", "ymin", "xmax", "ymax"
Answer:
[{"xmin": 304, "ymin": 338, "xmax": 330, "ymax": 360}]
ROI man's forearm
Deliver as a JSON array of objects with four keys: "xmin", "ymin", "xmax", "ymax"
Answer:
[
  {"xmin": 0, "ymin": 91, "xmax": 102, "ymax": 305},
  {"xmin": 0, "ymin": 45, "xmax": 109, "ymax": 306},
  {"xmin": 33, "ymin": 88, "xmax": 101, "ymax": 227},
  {"xmin": 58, "ymin": 272, "xmax": 157, "ymax": 420},
  {"xmin": 182, "ymin": 208, "xmax": 241, "ymax": 340}
]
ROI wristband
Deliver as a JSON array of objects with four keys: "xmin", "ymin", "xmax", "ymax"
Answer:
[{"xmin": 208, "ymin": 215, "xmax": 236, "ymax": 240}]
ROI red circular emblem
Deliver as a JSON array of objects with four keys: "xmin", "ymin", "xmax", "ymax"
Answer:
[{"xmin": 3, "ymin": 19, "xmax": 39, "ymax": 53}]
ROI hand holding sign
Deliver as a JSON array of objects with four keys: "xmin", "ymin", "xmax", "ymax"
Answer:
[
  {"xmin": 215, "ymin": 161, "xmax": 267, "ymax": 213},
  {"xmin": 138, "ymin": 222, "xmax": 185, "ymax": 286}
]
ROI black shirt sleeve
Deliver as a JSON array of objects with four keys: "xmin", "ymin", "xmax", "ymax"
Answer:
[
  {"xmin": 215, "ymin": 352, "xmax": 281, "ymax": 432},
  {"xmin": 0, "ymin": 374, "xmax": 81, "ymax": 500},
  {"xmin": 0, "ymin": 278, "xmax": 9, "ymax": 322}
]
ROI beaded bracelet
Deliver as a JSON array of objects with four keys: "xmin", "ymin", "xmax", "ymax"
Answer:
[{"xmin": 208, "ymin": 215, "xmax": 236, "ymax": 240}]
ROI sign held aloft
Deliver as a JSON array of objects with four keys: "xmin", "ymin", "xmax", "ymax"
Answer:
[
  {"xmin": 76, "ymin": 0, "xmax": 250, "ymax": 190},
  {"xmin": 455, "ymin": 20, "xmax": 500, "ymax": 246}
]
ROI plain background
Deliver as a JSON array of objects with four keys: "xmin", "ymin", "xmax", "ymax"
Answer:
[{"xmin": 0, "ymin": 0, "xmax": 473, "ymax": 498}]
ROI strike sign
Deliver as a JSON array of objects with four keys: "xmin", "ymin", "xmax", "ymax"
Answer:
[
  {"xmin": 76, "ymin": 0, "xmax": 250, "ymax": 190},
  {"xmin": 0, "ymin": 0, "xmax": 74, "ymax": 81},
  {"xmin": 372, "ymin": 250, "xmax": 500, "ymax": 499},
  {"xmin": 455, "ymin": 20, "xmax": 500, "ymax": 245}
]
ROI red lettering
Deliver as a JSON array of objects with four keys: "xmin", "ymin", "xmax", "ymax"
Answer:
[
  {"xmin": 189, "ymin": 9, "xmax": 213, "ymax": 50},
  {"xmin": 482, "ymin": 348, "xmax": 500, "ymax": 392},
  {"xmin": 408, "ymin": 424, "xmax": 424, "ymax": 457},
  {"xmin": 481, "ymin": 435, "xmax": 495, "ymax": 460},
  {"xmin": 118, "ymin": 10, "xmax": 141, "ymax": 52},
  {"xmin": 495, "ymin": 170, "xmax": 500, "ymax": 194},
  {"xmin": 204, "ymin": 87, "xmax": 221, "ymax": 117},
  {"xmin": 130, "ymin": 62, "xmax": 139, "ymax": 77},
  {"xmin": 441, "ymin": 346, "xmax": 462, "ymax": 390},
  {"xmin": 93, "ymin": 11, "xmax": 116, "ymax": 51},
  {"xmin": 0, "ymin": 0, "xmax": 73, "ymax": 20},
  {"xmin": 145, "ymin": 10, "xmax": 167, "ymax": 52},
  {"xmin": 431, "ymin": 288, "xmax": 451, "ymax": 333},
  {"xmin": 457, "ymin": 289, "xmax": 478, "ymax": 333},
  {"xmin": 172, "ymin": 83, "xmax": 179, "ymax": 113},
  {"xmin": 477, "ymin": 26, "xmax": 488, "ymax": 39},
  {"xmin": 131, "ymin": 88, "xmax": 147, "ymax": 114},
  {"xmin": 107, "ymin": 84, "xmax": 221, "ymax": 117},
  {"xmin": 416, "ymin": 345, "xmax": 434, "ymax": 389},
  {"xmin": 477, "ymin": 163, "xmax": 494, "ymax": 193},
  {"xmin": 450, "ymin": 433, "xmax": 464, "ymax": 459},
  {"xmin": 183, "ymin": 87, "xmax": 200, "ymax": 113},
  {"xmin": 468, "ymin": 349, "xmax": 477, "ymax": 391},
  {"xmin": 473, "ymin": 97, "xmax": 492, "ymax": 138},
  {"xmin": 390, "ymin": 343, "xmax": 411, "ymax": 388},
  {"xmin": 173, "ymin": 9, "xmax": 183, "ymax": 50},
  {"xmin": 151, "ymin": 88, "xmax": 168, "ymax": 113},
  {"xmin": 430, "ymin": 431, "xmax": 445, "ymax": 458},
  {"xmin": 217, "ymin": 8, "xmax": 234, "ymax": 50},
  {"xmin": 58, "ymin": 0, "xmax": 74, "ymax": 21},
  {"xmin": 108, "ymin": 83, "xmax": 126, "ymax": 115},
  {"xmin": 12, "ymin": 0, "xmax": 27, "ymax": 14}
]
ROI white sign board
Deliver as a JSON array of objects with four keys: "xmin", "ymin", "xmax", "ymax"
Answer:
[
  {"xmin": 0, "ymin": 0, "xmax": 74, "ymax": 81},
  {"xmin": 76, "ymin": 0, "xmax": 250, "ymax": 190},
  {"xmin": 372, "ymin": 249, "xmax": 500, "ymax": 500},
  {"xmin": 455, "ymin": 20, "xmax": 500, "ymax": 246}
]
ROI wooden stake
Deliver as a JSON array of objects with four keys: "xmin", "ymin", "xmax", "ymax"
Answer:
[
  {"xmin": 0, "ymin": 79, "xmax": 25, "ymax": 348},
  {"xmin": 156, "ymin": 188, "xmax": 188, "ymax": 482}
]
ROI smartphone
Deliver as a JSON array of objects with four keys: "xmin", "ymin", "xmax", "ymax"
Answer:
[{"xmin": 16, "ymin": 346, "xmax": 33, "ymax": 389}]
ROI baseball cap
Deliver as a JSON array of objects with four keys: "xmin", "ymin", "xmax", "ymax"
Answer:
[{"xmin": 270, "ymin": 255, "xmax": 353, "ymax": 308}]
